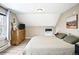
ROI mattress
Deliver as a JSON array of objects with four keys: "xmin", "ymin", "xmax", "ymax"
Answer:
[{"xmin": 24, "ymin": 36, "xmax": 75, "ymax": 55}]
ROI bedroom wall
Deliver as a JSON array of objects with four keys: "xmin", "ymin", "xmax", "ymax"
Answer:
[
  {"xmin": 25, "ymin": 26, "xmax": 55, "ymax": 38},
  {"xmin": 17, "ymin": 13, "xmax": 60, "ymax": 26},
  {"xmin": 17, "ymin": 13, "xmax": 60, "ymax": 38},
  {"xmin": 56, "ymin": 4, "xmax": 79, "ymax": 37},
  {"xmin": 10, "ymin": 12, "xmax": 19, "ymax": 26}
]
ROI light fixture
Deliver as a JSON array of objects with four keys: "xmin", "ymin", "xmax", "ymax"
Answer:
[{"xmin": 36, "ymin": 8, "xmax": 44, "ymax": 12}]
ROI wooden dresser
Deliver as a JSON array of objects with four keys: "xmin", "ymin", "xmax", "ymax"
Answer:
[{"xmin": 11, "ymin": 29, "xmax": 25, "ymax": 45}]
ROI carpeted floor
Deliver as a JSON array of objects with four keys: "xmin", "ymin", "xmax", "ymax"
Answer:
[{"xmin": 0, "ymin": 39, "xmax": 30, "ymax": 55}]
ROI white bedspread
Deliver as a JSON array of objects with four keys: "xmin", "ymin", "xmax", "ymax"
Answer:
[{"xmin": 24, "ymin": 36, "xmax": 75, "ymax": 55}]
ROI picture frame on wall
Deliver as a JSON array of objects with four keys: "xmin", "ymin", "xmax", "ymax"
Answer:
[{"xmin": 66, "ymin": 14, "xmax": 78, "ymax": 29}]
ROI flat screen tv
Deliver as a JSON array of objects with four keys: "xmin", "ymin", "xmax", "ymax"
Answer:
[{"xmin": 45, "ymin": 29, "xmax": 52, "ymax": 32}]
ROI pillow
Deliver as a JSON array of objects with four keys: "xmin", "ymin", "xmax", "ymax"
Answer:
[
  {"xmin": 63, "ymin": 35, "xmax": 79, "ymax": 44},
  {"xmin": 55, "ymin": 33, "xmax": 67, "ymax": 39}
]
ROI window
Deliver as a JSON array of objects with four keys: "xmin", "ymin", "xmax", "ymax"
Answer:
[{"xmin": 0, "ymin": 13, "xmax": 7, "ymax": 38}]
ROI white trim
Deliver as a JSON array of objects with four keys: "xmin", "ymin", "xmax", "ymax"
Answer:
[{"xmin": 7, "ymin": 10, "xmax": 10, "ymax": 40}]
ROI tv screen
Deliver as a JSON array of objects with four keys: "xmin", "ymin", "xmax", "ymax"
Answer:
[{"xmin": 45, "ymin": 29, "xmax": 52, "ymax": 32}]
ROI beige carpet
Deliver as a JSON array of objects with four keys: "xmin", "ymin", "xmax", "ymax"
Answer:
[{"xmin": 0, "ymin": 39, "xmax": 30, "ymax": 55}]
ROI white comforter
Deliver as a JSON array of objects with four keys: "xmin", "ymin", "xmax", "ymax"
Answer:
[{"xmin": 24, "ymin": 36, "xmax": 75, "ymax": 55}]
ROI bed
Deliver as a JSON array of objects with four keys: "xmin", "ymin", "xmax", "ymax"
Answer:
[{"xmin": 24, "ymin": 36, "xmax": 75, "ymax": 55}]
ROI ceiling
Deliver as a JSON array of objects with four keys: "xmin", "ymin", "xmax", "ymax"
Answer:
[
  {"xmin": 1, "ymin": 3, "xmax": 78, "ymax": 26},
  {"xmin": 1, "ymin": 3, "xmax": 77, "ymax": 14}
]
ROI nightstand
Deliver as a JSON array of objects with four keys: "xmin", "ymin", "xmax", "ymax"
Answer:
[{"xmin": 75, "ymin": 42, "xmax": 79, "ymax": 55}]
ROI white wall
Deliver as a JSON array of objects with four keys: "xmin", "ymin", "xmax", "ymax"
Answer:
[
  {"xmin": 10, "ymin": 12, "xmax": 19, "ymax": 28},
  {"xmin": 56, "ymin": 4, "xmax": 79, "ymax": 37},
  {"xmin": 17, "ymin": 13, "xmax": 60, "ymax": 38},
  {"xmin": 25, "ymin": 26, "xmax": 55, "ymax": 38},
  {"xmin": 17, "ymin": 13, "xmax": 60, "ymax": 26}
]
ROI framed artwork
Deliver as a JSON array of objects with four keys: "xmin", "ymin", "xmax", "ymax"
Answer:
[{"xmin": 66, "ymin": 14, "xmax": 78, "ymax": 29}]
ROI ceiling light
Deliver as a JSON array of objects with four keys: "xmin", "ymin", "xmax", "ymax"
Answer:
[{"xmin": 37, "ymin": 8, "xmax": 44, "ymax": 12}]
